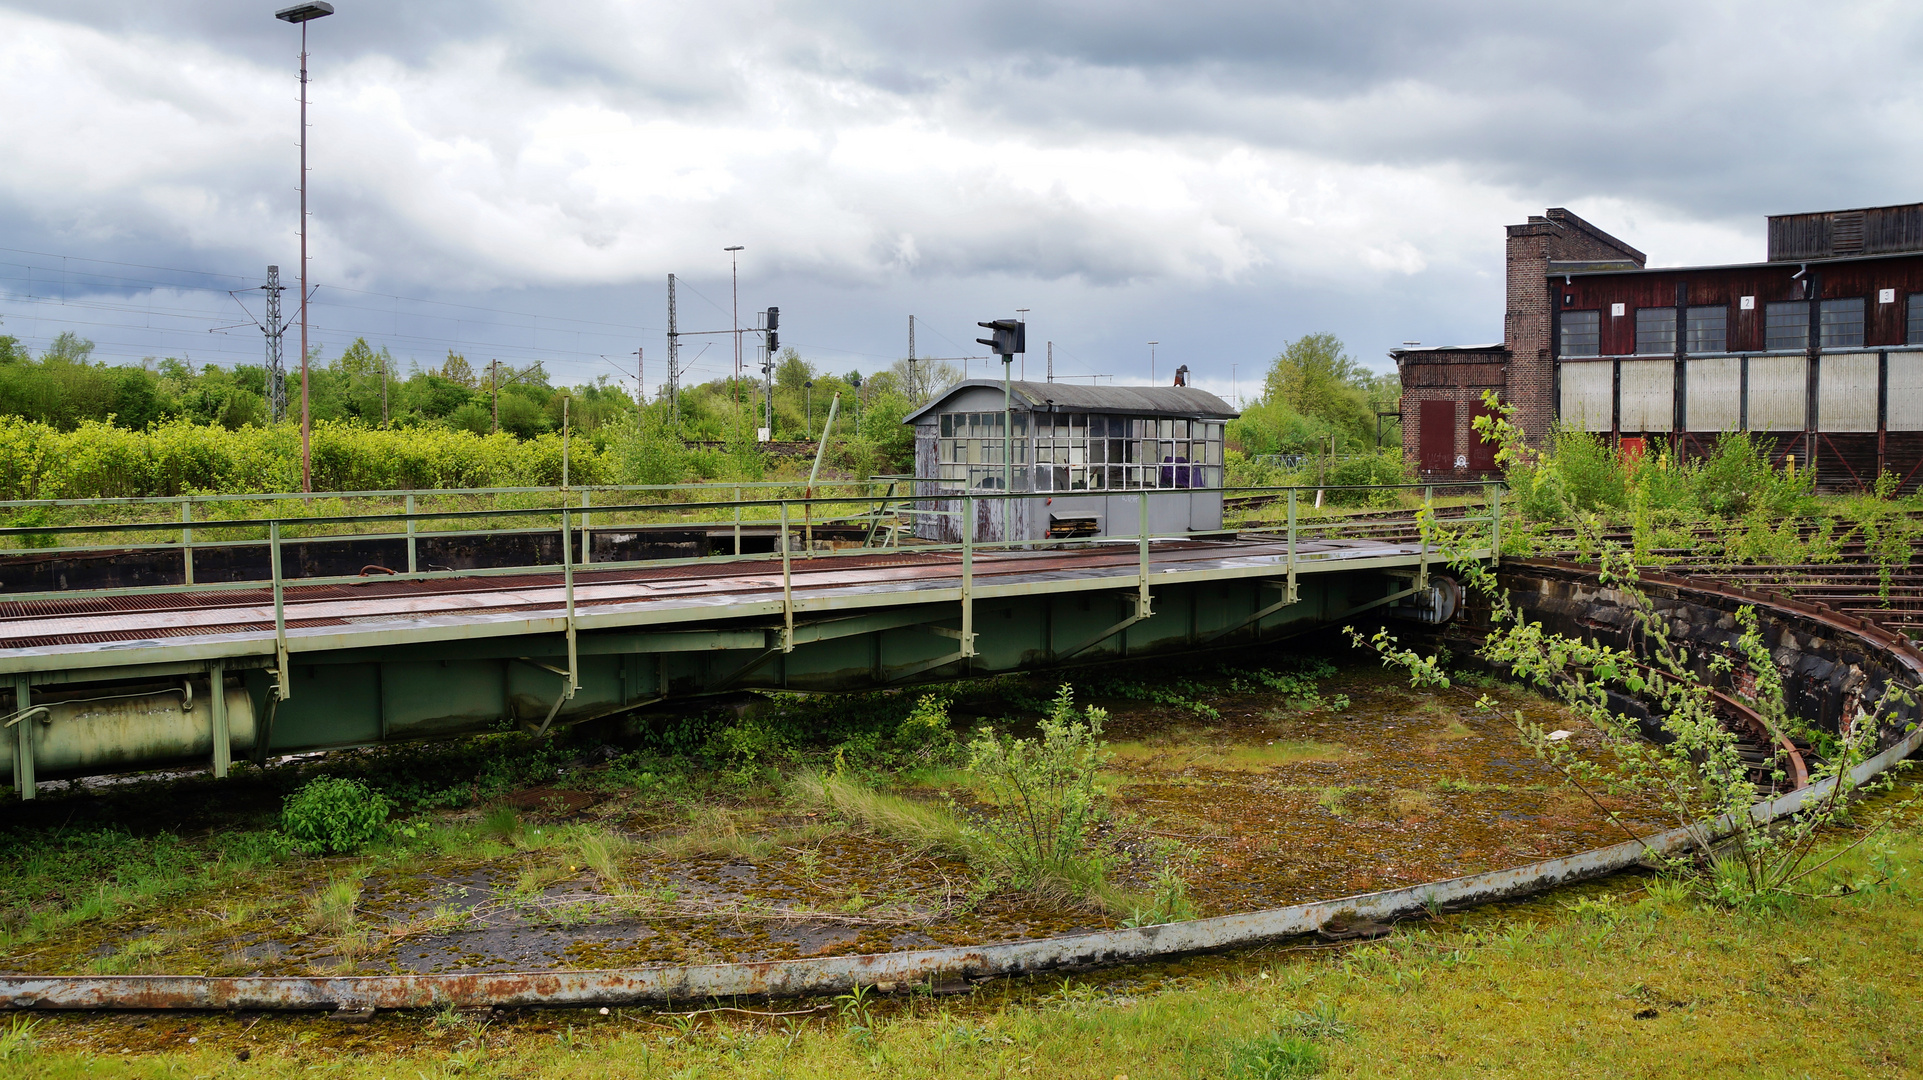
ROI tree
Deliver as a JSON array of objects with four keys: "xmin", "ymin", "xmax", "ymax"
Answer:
[
  {"xmin": 1229, "ymin": 333, "xmax": 1397, "ymax": 455},
  {"xmin": 438, "ymin": 350, "xmax": 476, "ymax": 388}
]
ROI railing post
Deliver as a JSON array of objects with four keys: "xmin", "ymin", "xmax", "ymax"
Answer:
[
  {"xmin": 580, "ymin": 489, "xmax": 592, "ymax": 565},
  {"xmin": 1137, "ymin": 489, "xmax": 1152, "ymax": 618},
  {"xmin": 1490, "ymin": 485, "xmax": 1503, "ymax": 565},
  {"xmin": 733, "ymin": 485, "xmax": 743, "ymax": 556},
  {"xmin": 270, "ymin": 521, "xmax": 290, "ymax": 701},
  {"xmin": 779, "ymin": 500, "xmax": 794, "ymax": 652},
  {"xmin": 12, "ymin": 677, "xmax": 32, "ymax": 801},
  {"xmin": 561, "ymin": 508, "xmax": 579, "ymax": 691},
  {"xmin": 960, "ymin": 494, "xmax": 976, "ymax": 658},
  {"xmin": 1285, "ymin": 488, "xmax": 1298, "ymax": 604},
  {"xmin": 1418, "ymin": 485, "xmax": 1434, "ymax": 591},
  {"xmin": 181, "ymin": 501, "xmax": 195, "ymax": 586},
  {"xmin": 209, "ymin": 660, "xmax": 229, "ymax": 779},
  {"xmin": 404, "ymin": 493, "xmax": 418, "ymax": 574}
]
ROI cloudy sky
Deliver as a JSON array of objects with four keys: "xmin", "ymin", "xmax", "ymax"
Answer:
[{"xmin": 1, "ymin": 1, "xmax": 1919, "ymax": 401}]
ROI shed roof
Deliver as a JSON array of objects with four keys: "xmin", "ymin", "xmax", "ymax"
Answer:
[{"xmin": 903, "ymin": 380, "xmax": 1238, "ymax": 424}]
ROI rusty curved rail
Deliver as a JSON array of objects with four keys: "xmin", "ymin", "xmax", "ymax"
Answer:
[{"xmin": 1, "ymin": 568, "xmax": 1916, "ymax": 1013}]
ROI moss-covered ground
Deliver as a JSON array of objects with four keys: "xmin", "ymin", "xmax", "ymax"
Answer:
[
  {"xmin": 0, "ymin": 656, "xmax": 1649, "ymax": 980},
  {"xmin": 4, "ymin": 802, "xmax": 1919, "ymax": 1077}
]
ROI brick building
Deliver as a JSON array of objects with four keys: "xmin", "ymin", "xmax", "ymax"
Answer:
[{"xmin": 1395, "ymin": 202, "xmax": 1923, "ymax": 492}]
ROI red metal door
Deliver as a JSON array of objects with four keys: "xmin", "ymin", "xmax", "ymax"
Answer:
[
  {"xmin": 1419, "ymin": 399, "xmax": 1456, "ymax": 473},
  {"xmin": 1467, "ymin": 402, "xmax": 1501, "ymax": 473}
]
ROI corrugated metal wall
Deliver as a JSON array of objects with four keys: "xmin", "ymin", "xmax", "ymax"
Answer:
[
  {"xmin": 1817, "ymin": 353, "xmax": 1879, "ymax": 432},
  {"xmin": 1686, "ymin": 357, "xmax": 1741, "ymax": 430},
  {"xmin": 1560, "ymin": 362, "xmax": 1611, "ymax": 431},
  {"xmin": 1618, "ymin": 360, "xmax": 1674, "ymax": 431},
  {"xmin": 1889, "ymin": 355, "xmax": 1923, "ymax": 431},
  {"xmin": 1747, "ymin": 356, "xmax": 1808, "ymax": 431}
]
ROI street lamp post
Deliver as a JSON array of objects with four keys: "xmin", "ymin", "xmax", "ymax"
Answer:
[{"xmin": 275, "ymin": 2, "xmax": 333, "ymax": 493}]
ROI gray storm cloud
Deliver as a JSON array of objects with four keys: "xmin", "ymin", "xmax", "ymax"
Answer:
[{"xmin": 0, "ymin": 1, "xmax": 1916, "ymax": 381}]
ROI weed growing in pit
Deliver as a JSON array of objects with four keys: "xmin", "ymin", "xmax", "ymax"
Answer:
[
  {"xmin": 960, "ymin": 684, "xmax": 1111, "ymax": 896},
  {"xmin": 1079, "ymin": 675, "xmax": 1221, "ymax": 721},
  {"xmin": 281, "ymin": 776, "xmax": 391, "ymax": 855},
  {"xmin": 1121, "ymin": 851, "xmax": 1197, "ymax": 928},
  {"xmin": 305, "ymin": 875, "xmax": 363, "ymax": 934},
  {"xmin": 787, "ymin": 767, "xmax": 974, "ymax": 858}
]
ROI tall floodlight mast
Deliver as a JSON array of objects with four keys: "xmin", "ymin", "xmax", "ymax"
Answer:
[{"xmin": 275, "ymin": 1, "xmax": 334, "ymax": 492}]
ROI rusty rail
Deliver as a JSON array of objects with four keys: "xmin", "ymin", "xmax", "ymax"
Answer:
[{"xmin": 0, "ymin": 569, "xmax": 1917, "ymax": 1013}]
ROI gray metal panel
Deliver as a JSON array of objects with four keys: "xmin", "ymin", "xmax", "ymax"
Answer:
[
  {"xmin": 1889, "ymin": 353, "xmax": 1923, "ymax": 431},
  {"xmin": 1188, "ymin": 489, "xmax": 1224, "ymax": 532},
  {"xmin": 1816, "ymin": 352, "xmax": 1878, "ymax": 432},
  {"xmin": 1617, "ymin": 360, "xmax": 1673, "ymax": 432},
  {"xmin": 1686, "ymin": 357, "xmax": 1741, "ymax": 431},
  {"xmin": 1558, "ymin": 361, "xmax": 1611, "ymax": 431},
  {"xmin": 1747, "ymin": 355, "xmax": 1808, "ymax": 431}
]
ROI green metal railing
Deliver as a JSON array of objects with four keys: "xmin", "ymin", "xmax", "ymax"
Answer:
[{"xmin": 0, "ymin": 480, "xmax": 1505, "ymax": 702}]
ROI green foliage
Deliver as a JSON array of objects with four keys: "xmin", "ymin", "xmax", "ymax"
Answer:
[
  {"xmin": 1359, "ymin": 511, "xmax": 1914, "ymax": 906},
  {"xmin": 1229, "ymin": 333, "xmax": 1399, "ymax": 455},
  {"xmin": 1687, "ymin": 430, "xmax": 1814, "ymax": 517},
  {"xmin": 1325, "ymin": 451, "xmax": 1411, "ymax": 506},
  {"xmin": 280, "ymin": 777, "xmax": 392, "ymax": 855},
  {"xmin": 1080, "ymin": 675, "xmax": 1219, "ymax": 720},
  {"xmin": 960, "ymin": 684, "xmax": 1111, "ymax": 893}
]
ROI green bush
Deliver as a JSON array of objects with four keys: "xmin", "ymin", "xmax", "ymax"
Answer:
[
  {"xmin": 960, "ymin": 684, "xmax": 1110, "ymax": 893},
  {"xmin": 1689, "ymin": 430, "xmax": 1811, "ymax": 517},
  {"xmin": 281, "ymin": 777, "xmax": 391, "ymax": 855},
  {"xmin": 1325, "ymin": 452, "xmax": 1410, "ymax": 506}
]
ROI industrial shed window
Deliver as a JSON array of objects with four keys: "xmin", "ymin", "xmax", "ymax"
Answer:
[
  {"xmin": 1029, "ymin": 414, "xmax": 1223, "ymax": 492},
  {"xmin": 1635, "ymin": 308, "xmax": 1677, "ymax": 355},
  {"xmin": 1559, "ymin": 311, "xmax": 1599, "ymax": 356},
  {"xmin": 1765, "ymin": 301, "xmax": 1809, "ymax": 351},
  {"xmin": 1685, "ymin": 306, "xmax": 1727, "ymax": 354},
  {"xmin": 936, "ymin": 411, "xmax": 1029, "ymax": 490},
  {"xmin": 1911, "ymin": 294, "xmax": 1923, "ymax": 344},
  {"xmin": 1820, "ymin": 297, "xmax": 1865, "ymax": 348}
]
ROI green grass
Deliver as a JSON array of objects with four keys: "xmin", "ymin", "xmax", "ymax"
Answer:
[{"xmin": 787, "ymin": 769, "xmax": 976, "ymax": 859}]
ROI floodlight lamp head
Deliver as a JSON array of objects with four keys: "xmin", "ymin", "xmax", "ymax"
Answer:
[{"xmin": 275, "ymin": 2, "xmax": 334, "ymax": 23}]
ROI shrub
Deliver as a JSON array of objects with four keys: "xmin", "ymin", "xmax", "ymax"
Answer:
[
  {"xmin": 960, "ymin": 684, "xmax": 1110, "ymax": 893},
  {"xmin": 1689, "ymin": 430, "xmax": 1812, "ymax": 518},
  {"xmin": 281, "ymin": 777, "xmax": 391, "ymax": 855},
  {"xmin": 1325, "ymin": 452, "xmax": 1409, "ymax": 506}
]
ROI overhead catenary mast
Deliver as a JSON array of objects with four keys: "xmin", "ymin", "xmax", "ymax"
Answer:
[
  {"xmin": 262, "ymin": 265, "xmax": 286, "ymax": 421},
  {"xmin": 666, "ymin": 273, "xmax": 679, "ymax": 426}
]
